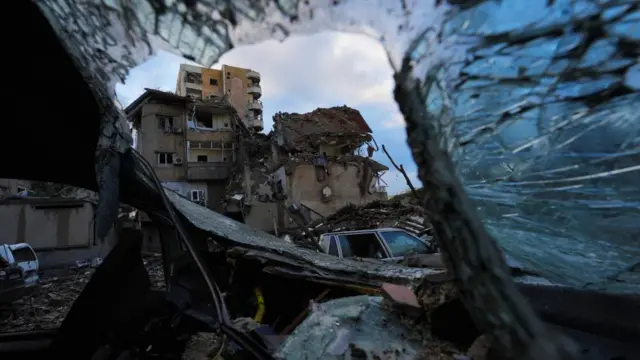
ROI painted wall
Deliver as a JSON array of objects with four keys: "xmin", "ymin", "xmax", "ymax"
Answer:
[
  {"xmin": 0, "ymin": 178, "xmax": 31, "ymax": 197},
  {"xmin": 222, "ymin": 65, "xmax": 254, "ymax": 122},
  {"xmin": 201, "ymin": 68, "xmax": 224, "ymax": 97},
  {"xmin": 287, "ymin": 163, "xmax": 387, "ymax": 221},
  {"xmin": 139, "ymin": 103, "xmax": 187, "ymax": 181},
  {"xmin": 0, "ymin": 199, "xmax": 117, "ymax": 269}
]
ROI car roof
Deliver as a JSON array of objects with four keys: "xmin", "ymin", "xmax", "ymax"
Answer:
[{"xmin": 323, "ymin": 228, "xmax": 409, "ymax": 236}]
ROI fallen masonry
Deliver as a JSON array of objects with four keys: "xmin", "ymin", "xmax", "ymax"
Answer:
[{"xmin": 0, "ymin": 254, "xmax": 165, "ymax": 333}]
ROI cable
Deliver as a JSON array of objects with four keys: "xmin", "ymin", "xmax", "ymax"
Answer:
[{"xmin": 132, "ymin": 150, "xmax": 274, "ymax": 360}]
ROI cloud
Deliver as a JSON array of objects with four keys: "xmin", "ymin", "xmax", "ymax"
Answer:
[
  {"xmin": 382, "ymin": 111, "xmax": 406, "ymax": 128},
  {"xmin": 381, "ymin": 170, "xmax": 421, "ymax": 196}
]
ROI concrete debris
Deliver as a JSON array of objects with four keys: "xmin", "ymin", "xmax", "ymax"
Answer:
[
  {"xmin": 306, "ymin": 199, "xmax": 434, "ymax": 244},
  {"xmin": 0, "ymin": 254, "xmax": 164, "ymax": 333},
  {"xmin": 273, "ymin": 106, "xmax": 373, "ymax": 153},
  {"xmin": 223, "ymin": 105, "xmax": 391, "ymax": 237}
]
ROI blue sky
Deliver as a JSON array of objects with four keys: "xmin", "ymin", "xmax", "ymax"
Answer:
[{"xmin": 115, "ymin": 31, "xmax": 420, "ymax": 195}]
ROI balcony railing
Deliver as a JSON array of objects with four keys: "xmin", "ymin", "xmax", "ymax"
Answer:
[
  {"xmin": 247, "ymin": 100, "xmax": 263, "ymax": 112},
  {"xmin": 247, "ymin": 85, "xmax": 262, "ymax": 98},
  {"xmin": 246, "ymin": 70, "xmax": 261, "ymax": 81},
  {"xmin": 187, "ymin": 162, "xmax": 231, "ymax": 181}
]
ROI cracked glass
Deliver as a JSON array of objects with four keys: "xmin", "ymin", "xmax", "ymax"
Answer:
[{"xmin": 35, "ymin": 0, "xmax": 639, "ymax": 295}]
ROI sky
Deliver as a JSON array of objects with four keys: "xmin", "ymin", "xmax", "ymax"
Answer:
[{"xmin": 115, "ymin": 31, "xmax": 421, "ymax": 195}]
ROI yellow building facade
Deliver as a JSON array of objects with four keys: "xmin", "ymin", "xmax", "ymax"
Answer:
[{"xmin": 176, "ymin": 64, "xmax": 263, "ymax": 131}]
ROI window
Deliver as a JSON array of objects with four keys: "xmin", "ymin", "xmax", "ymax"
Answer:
[
  {"xmin": 328, "ymin": 236, "xmax": 339, "ymax": 256},
  {"xmin": 186, "ymin": 88, "xmax": 202, "ymax": 97},
  {"xmin": 185, "ymin": 71, "xmax": 202, "ymax": 84},
  {"xmin": 190, "ymin": 190, "xmax": 205, "ymax": 204},
  {"xmin": 337, "ymin": 233, "xmax": 387, "ymax": 259},
  {"xmin": 157, "ymin": 115, "xmax": 174, "ymax": 130},
  {"xmin": 197, "ymin": 155, "xmax": 208, "ymax": 162},
  {"xmin": 226, "ymin": 72, "xmax": 230, "ymax": 80},
  {"xmin": 379, "ymin": 231, "xmax": 429, "ymax": 257},
  {"xmin": 157, "ymin": 152, "xmax": 174, "ymax": 165},
  {"xmin": 11, "ymin": 247, "xmax": 37, "ymax": 262},
  {"xmin": 210, "ymin": 78, "xmax": 218, "ymax": 86}
]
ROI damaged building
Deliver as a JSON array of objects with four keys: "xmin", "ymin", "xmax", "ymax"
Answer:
[
  {"xmin": 125, "ymin": 89, "xmax": 245, "ymax": 212},
  {"xmin": 226, "ymin": 106, "xmax": 389, "ymax": 235},
  {"xmin": 175, "ymin": 64, "xmax": 263, "ymax": 131}
]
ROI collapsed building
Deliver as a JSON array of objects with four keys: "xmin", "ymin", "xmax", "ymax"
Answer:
[{"xmin": 224, "ymin": 106, "xmax": 390, "ymax": 235}]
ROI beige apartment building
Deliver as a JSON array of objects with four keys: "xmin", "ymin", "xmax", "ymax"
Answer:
[
  {"xmin": 175, "ymin": 64, "xmax": 263, "ymax": 132},
  {"xmin": 125, "ymin": 89, "xmax": 239, "ymax": 211}
]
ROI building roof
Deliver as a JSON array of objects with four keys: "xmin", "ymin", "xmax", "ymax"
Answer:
[
  {"xmin": 124, "ymin": 88, "xmax": 189, "ymax": 115},
  {"xmin": 273, "ymin": 106, "xmax": 374, "ymax": 151}
]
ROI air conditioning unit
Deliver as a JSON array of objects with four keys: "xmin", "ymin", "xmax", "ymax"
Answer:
[
  {"xmin": 171, "ymin": 127, "xmax": 183, "ymax": 134},
  {"xmin": 174, "ymin": 157, "xmax": 184, "ymax": 165}
]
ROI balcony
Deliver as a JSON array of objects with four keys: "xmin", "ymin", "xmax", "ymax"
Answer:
[
  {"xmin": 245, "ymin": 114, "xmax": 264, "ymax": 130},
  {"xmin": 247, "ymin": 100, "xmax": 263, "ymax": 112},
  {"xmin": 187, "ymin": 162, "xmax": 231, "ymax": 180},
  {"xmin": 246, "ymin": 70, "xmax": 261, "ymax": 81},
  {"xmin": 247, "ymin": 85, "xmax": 262, "ymax": 98}
]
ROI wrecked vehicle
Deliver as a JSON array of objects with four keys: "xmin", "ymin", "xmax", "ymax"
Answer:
[
  {"xmin": 0, "ymin": 243, "xmax": 40, "ymax": 304},
  {"xmin": 318, "ymin": 228, "xmax": 436, "ymax": 260},
  {"xmin": 0, "ymin": 244, "xmax": 40, "ymax": 286},
  {"xmin": 3, "ymin": 1, "xmax": 639, "ymax": 360}
]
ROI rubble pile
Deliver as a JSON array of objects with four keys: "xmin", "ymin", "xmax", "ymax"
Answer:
[
  {"xmin": 273, "ymin": 106, "xmax": 373, "ymax": 152},
  {"xmin": 225, "ymin": 133, "xmax": 276, "ymax": 207},
  {"xmin": 0, "ymin": 254, "xmax": 165, "ymax": 333},
  {"xmin": 308, "ymin": 199, "xmax": 431, "ymax": 236}
]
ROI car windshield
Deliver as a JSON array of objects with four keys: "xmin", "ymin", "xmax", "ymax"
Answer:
[{"xmin": 379, "ymin": 231, "xmax": 430, "ymax": 257}]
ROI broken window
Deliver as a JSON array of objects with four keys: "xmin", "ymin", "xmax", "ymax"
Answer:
[
  {"xmin": 157, "ymin": 115, "xmax": 174, "ymax": 130},
  {"xmin": 12, "ymin": 247, "xmax": 37, "ymax": 262},
  {"xmin": 379, "ymin": 231, "xmax": 429, "ymax": 257},
  {"xmin": 157, "ymin": 152, "xmax": 174, "ymax": 165},
  {"xmin": 328, "ymin": 236, "xmax": 339, "ymax": 256},
  {"xmin": 186, "ymin": 88, "xmax": 202, "ymax": 98},
  {"xmin": 195, "ymin": 111, "xmax": 214, "ymax": 128},
  {"xmin": 337, "ymin": 233, "xmax": 387, "ymax": 259},
  {"xmin": 185, "ymin": 71, "xmax": 202, "ymax": 84},
  {"xmin": 210, "ymin": 78, "xmax": 218, "ymax": 86},
  {"xmin": 197, "ymin": 155, "xmax": 208, "ymax": 162}
]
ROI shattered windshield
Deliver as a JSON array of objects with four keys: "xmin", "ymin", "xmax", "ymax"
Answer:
[{"xmin": 36, "ymin": 0, "xmax": 638, "ymax": 297}]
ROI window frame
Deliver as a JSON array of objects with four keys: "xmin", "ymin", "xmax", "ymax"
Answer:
[
  {"xmin": 190, "ymin": 189, "xmax": 205, "ymax": 203},
  {"xmin": 336, "ymin": 232, "xmax": 389, "ymax": 259},
  {"xmin": 378, "ymin": 230, "xmax": 429, "ymax": 258},
  {"xmin": 157, "ymin": 152, "xmax": 174, "ymax": 166}
]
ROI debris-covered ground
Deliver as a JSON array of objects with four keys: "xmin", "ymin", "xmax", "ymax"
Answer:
[{"xmin": 0, "ymin": 254, "xmax": 164, "ymax": 333}]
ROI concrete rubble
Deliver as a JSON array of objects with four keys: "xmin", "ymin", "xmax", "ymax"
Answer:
[{"xmin": 0, "ymin": 254, "xmax": 164, "ymax": 332}]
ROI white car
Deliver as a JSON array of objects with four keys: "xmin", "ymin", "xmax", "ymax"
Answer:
[{"xmin": 0, "ymin": 243, "xmax": 40, "ymax": 287}]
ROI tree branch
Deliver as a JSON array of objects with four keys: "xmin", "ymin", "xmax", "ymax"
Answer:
[{"xmin": 382, "ymin": 144, "xmax": 419, "ymax": 200}]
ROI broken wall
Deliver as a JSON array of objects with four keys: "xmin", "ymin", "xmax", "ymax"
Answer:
[
  {"xmin": 222, "ymin": 65, "xmax": 254, "ymax": 122},
  {"xmin": 284, "ymin": 163, "xmax": 388, "ymax": 224}
]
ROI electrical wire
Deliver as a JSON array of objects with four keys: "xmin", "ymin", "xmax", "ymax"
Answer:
[{"xmin": 131, "ymin": 150, "xmax": 274, "ymax": 360}]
